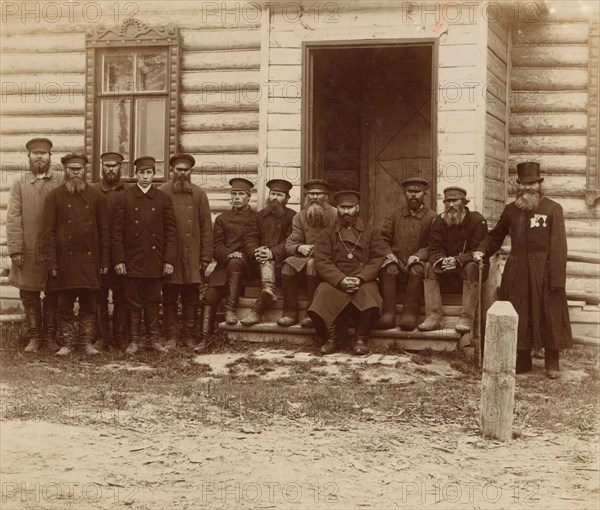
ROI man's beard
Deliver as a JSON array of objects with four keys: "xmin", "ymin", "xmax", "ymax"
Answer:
[
  {"xmin": 339, "ymin": 213, "xmax": 357, "ymax": 228},
  {"xmin": 443, "ymin": 205, "xmax": 465, "ymax": 226},
  {"xmin": 29, "ymin": 159, "xmax": 50, "ymax": 175},
  {"xmin": 305, "ymin": 196, "xmax": 328, "ymax": 227},
  {"xmin": 102, "ymin": 170, "xmax": 121, "ymax": 186},
  {"xmin": 515, "ymin": 189, "xmax": 542, "ymax": 211},
  {"xmin": 172, "ymin": 174, "xmax": 192, "ymax": 193},
  {"xmin": 64, "ymin": 175, "xmax": 87, "ymax": 194},
  {"xmin": 408, "ymin": 197, "xmax": 423, "ymax": 211},
  {"xmin": 265, "ymin": 197, "xmax": 285, "ymax": 217}
]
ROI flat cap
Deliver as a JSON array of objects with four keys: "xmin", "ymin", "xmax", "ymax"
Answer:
[
  {"xmin": 401, "ymin": 177, "xmax": 429, "ymax": 191},
  {"xmin": 443, "ymin": 186, "xmax": 469, "ymax": 203},
  {"xmin": 100, "ymin": 152, "xmax": 124, "ymax": 164},
  {"xmin": 303, "ymin": 179, "xmax": 330, "ymax": 193},
  {"xmin": 61, "ymin": 153, "xmax": 88, "ymax": 166},
  {"xmin": 133, "ymin": 156, "xmax": 156, "ymax": 171},
  {"xmin": 334, "ymin": 190, "xmax": 360, "ymax": 206},
  {"xmin": 516, "ymin": 161, "xmax": 544, "ymax": 184},
  {"xmin": 267, "ymin": 179, "xmax": 293, "ymax": 194},
  {"xmin": 169, "ymin": 153, "xmax": 195, "ymax": 169},
  {"xmin": 26, "ymin": 137, "xmax": 52, "ymax": 152},
  {"xmin": 229, "ymin": 177, "xmax": 254, "ymax": 193}
]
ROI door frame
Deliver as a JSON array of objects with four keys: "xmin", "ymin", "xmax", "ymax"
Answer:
[{"xmin": 301, "ymin": 39, "xmax": 439, "ymax": 215}]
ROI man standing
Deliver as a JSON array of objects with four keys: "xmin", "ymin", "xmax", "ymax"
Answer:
[
  {"xmin": 418, "ymin": 187, "xmax": 488, "ymax": 333},
  {"xmin": 7, "ymin": 137, "xmax": 62, "ymax": 352},
  {"xmin": 241, "ymin": 179, "xmax": 296, "ymax": 326},
  {"xmin": 278, "ymin": 179, "xmax": 337, "ymax": 328},
  {"xmin": 202, "ymin": 178, "xmax": 257, "ymax": 342},
  {"xmin": 90, "ymin": 152, "xmax": 128, "ymax": 351},
  {"xmin": 43, "ymin": 153, "xmax": 110, "ymax": 356},
  {"xmin": 112, "ymin": 156, "xmax": 177, "ymax": 354},
  {"xmin": 159, "ymin": 154, "xmax": 213, "ymax": 351},
  {"xmin": 308, "ymin": 190, "xmax": 387, "ymax": 355},
  {"xmin": 376, "ymin": 178, "xmax": 437, "ymax": 330},
  {"xmin": 474, "ymin": 162, "xmax": 573, "ymax": 378}
]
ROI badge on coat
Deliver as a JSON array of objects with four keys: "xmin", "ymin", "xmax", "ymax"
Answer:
[{"xmin": 530, "ymin": 214, "xmax": 548, "ymax": 228}]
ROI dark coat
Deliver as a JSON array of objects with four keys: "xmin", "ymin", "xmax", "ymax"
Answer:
[
  {"xmin": 112, "ymin": 185, "xmax": 178, "ymax": 279},
  {"xmin": 208, "ymin": 206, "xmax": 258, "ymax": 286},
  {"xmin": 42, "ymin": 185, "xmax": 110, "ymax": 291},
  {"xmin": 309, "ymin": 218, "xmax": 387, "ymax": 327},
  {"xmin": 245, "ymin": 206, "xmax": 296, "ymax": 264},
  {"xmin": 159, "ymin": 181, "xmax": 213, "ymax": 284},
  {"xmin": 478, "ymin": 198, "xmax": 573, "ymax": 350}
]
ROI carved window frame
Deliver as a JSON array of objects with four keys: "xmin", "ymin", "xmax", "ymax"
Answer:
[
  {"xmin": 586, "ymin": 20, "xmax": 600, "ymax": 205},
  {"xmin": 85, "ymin": 19, "xmax": 180, "ymax": 182}
]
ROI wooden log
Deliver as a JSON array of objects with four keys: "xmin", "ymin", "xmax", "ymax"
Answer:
[
  {"xmin": 182, "ymin": 50, "xmax": 260, "ymax": 71},
  {"xmin": 510, "ymin": 91, "xmax": 587, "ymax": 113},
  {"xmin": 1, "ymin": 95, "xmax": 85, "ymax": 116},
  {"xmin": 509, "ymin": 135, "xmax": 587, "ymax": 154},
  {"xmin": 181, "ymin": 92, "xmax": 259, "ymax": 113},
  {"xmin": 179, "ymin": 131, "xmax": 258, "ymax": 153},
  {"xmin": 0, "ymin": 116, "xmax": 84, "ymax": 135},
  {"xmin": 511, "ymin": 68, "xmax": 588, "ymax": 91},
  {"xmin": 508, "ymin": 154, "xmax": 587, "ymax": 174},
  {"xmin": 573, "ymin": 335, "xmax": 600, "ymax": 347},
  {"xmin": 181, "ymin": 112, "xmax": 258, "ymax": 131},
  {"xmin": 480, "ymin": 301, "xmax": 518, "ymax": 441},
  {"xmin": 1, "ymin": 74, "xmax": 86, "ymax": 94},
  {"xmin": 0, "ymin": 33, "xmax": 85, "ymax": 53},
  {"xmin": 181, "ymin": 70, "xmax": 261, "ymax": 91},
  {"xmin": 181, "ymin": 29, "xmax": 260, "ymax": 51},
  {"xmin": 512, "ymin": 45, "xmax": 589, "ymax": 67},
  {"xmin": 1, "ymin": 53, "xmax": 85, "ymax": 74},
  {"xmin": 511, "ymin": 23, "xmax": 589, "ymax": 45},
  {"xmin": 510, "ymin": 113, "xmax": 588, "ymax": 135}
]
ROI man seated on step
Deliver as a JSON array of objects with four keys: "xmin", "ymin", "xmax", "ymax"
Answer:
[
  {"xmin": 418, "ymin": 186, "xmax": 488, "ymax": 333},
  {"xmin": 277, "ymin": 179, "xmax": 338, "ymax": 328},
  {"xmin": 241, "ymin": 179, "xmax": 296, "ymax": 327},
  {"xmin": 375, "ymin": 177, "xmax": 437, "ymax": 331},
  {"xmin": 307, "ymin": 190, "xmax": 387, "ymax": 356},
  {"xmin": 202, "ymin": 178, "xmax": 258, "ymax": 337}
]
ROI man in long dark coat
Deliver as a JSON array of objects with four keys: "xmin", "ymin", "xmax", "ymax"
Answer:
[
  {"xmin": 241, "ymin": 179, "xmax": 296, "ymax": 326},
  {"xmin": 43, "ymin": 153, "xmax": 110, "ymax": 356},
  {"xmin": 474, "ymin": 162, "xmax": 573, "ymax": 378},
  {"xmin": 308, "ymin": 190, "xmax": 387, "ymax": 356}
]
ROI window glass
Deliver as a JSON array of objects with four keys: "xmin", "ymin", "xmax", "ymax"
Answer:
[
  {"xmin": 103, "ymin": 54, "xmax": 134, "ymax": 93},
  {"xmin": 136, "ymin": 53, "xmax": 167, "ymax": 91}
]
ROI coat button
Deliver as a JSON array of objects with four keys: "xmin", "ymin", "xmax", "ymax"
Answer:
[
  {"xmin": 87, "ymin": 251, "xmax": 92, "ymax": 255},
  {"xmin": 85, "ymin": 205, "xmax": 89, "ymax": 208},
  {"xmin": 68, "ymin": 204, "xmax": 71, "ymax": 207},
  {"xmin": 152, "ymin": 207, "xmax": 156, "ymax": 211},
  {"xmin": 135, "ymin": 207, "xmax": 138, "ymax": 211},
  {"xmin": 67, "ymin": 220, "xmax": 72, "ymax": 224},
  {"xmin": 152, "ymin": 246, "xmax": 156, "ymax": 250}
]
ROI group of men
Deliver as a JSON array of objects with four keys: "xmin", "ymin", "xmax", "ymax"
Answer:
[{"xmin": 7, "ymin": 137, "xmax": 572, "ymax": 376}]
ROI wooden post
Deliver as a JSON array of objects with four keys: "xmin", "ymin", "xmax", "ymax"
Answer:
[{"xmin": 480, "ymin": 301, "xmax": 518, "ymax": 441}]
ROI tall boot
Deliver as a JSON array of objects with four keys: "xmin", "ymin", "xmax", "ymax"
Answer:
[
  {"xmin": 277, "ymin": 274, "xmax": 299, "ymax": 327},
  {"xmin": 80, "ymin": 313, "xmax": 100, "ymax": 355},
  {"xmin": 113, "ymin": 306, "xmax": 128, "ymax": 350},
  {"xmin": 516, "ymin": 349, "xmax": 532, "ymax": 374},
  {"xmin": 418, "ymin": 280, "xmax": 443, "ymax": 331},
  {"xmin": 300, "ymin": 275, "xmax": 319, "ymax": 328},
  {"xmin": 126, "ymin": 308, "xmax": 142, "ymax": 354},
  {"xmin": 320, "ymin": 323, "xmax": 340, "ymax": 355},
  {"xmin": 373, "ymin": 272, "xmax": 397, "ymax": 329},
  {"xmin": 398, "ymin": 274, "xmax": 424, "ymax": 331},
  {"xmin": 195, "ymin": 305, "xmax": 217, "ymax": 353},
  {"xmin": 93, "ymin": 306, "xmax": 111, "ymax": 351},
  {"xmin": 162, "ymin": 304, "xmax": 179, "ymax": 350},
  {"xmin": 224, "ymin": 272, "xmax": 243, "ymax": 325},
  {"xmin": 455, "ymin": 281, "xmax": 479, "ymax": 333},
  {"xmin": 23, "ymin": 308, "xmax": 43, "ymax": 353},
  {"xmin": 145, "ymin": 305, "xmax": 167, "ymax": 353},
  {"xmin": 42, "ymin": 301, "xmax": 59, "ymax": 352},
  {"xmin": 545, "ymin": 348, "xmax": 560, "ymax": 379},
  {"xmin": 182, "ymin": 304, "xmax": 199, "ymax": 349},
  {"xmin": 55, "ymin": 316, "xmax": 75, "ymax": 356},
  {"xmin": 258, "ymin": 261, "xmax": 277, "ymax": 306}
]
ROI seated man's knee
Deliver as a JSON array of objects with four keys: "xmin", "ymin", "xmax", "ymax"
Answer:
[
  {"xmin": 281, "ymin": 263, "xmax": 295, "ymax": 276},
  {"xmin": 227, "ymin": 258, "xmax": 244, "ymax": 272},
  {"xmin": 381, "ymin": 263, "xmax": 399, "ymax": 276},
  {"xmin": 305, "ymin": 258, "xmax": 316, "ymax": 276},
  {"xmin": 461, "ymin": 262, "xmax": 478, "ymax": 282},
  {"xmin": 409, "ymin": 263, "xmax": 424, "ymax": 278},
  {"xmin": 422, "ymin": 262, "xmax": 436, "ymax": 280}
]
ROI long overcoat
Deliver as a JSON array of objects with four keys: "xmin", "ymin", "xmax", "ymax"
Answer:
[
  {"xmin": 42, "ymin": 185, "xmax": 110, "ymax": 291},
  {"xmin": 159, "ymin": 181, "xmax": 213, "ymax": 284},
  {"xmin": 112, "ymin": 185, "xmax": 178, "ymax": 279},
  {"xmin": 309, "ymin": 218, "xmax": 387, "ymax": 327},
  {"xmin": 7, "ymin": 170, "xmax": 62, "ymax": 291},
  {"xmin": 478, "ymin": 198, "xmax": 573, "ymax": 350},
  {"xmin": 245, "ymin": 206, "xmax": 296, "ymax": 265}
]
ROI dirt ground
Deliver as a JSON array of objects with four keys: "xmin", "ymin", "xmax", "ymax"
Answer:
[{"xmin": 1, "ymin": 345, "xmax": 598, "ymax": 510}]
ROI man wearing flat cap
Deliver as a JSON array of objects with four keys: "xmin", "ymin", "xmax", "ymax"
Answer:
[
  {"xmin": 159, "ymin": 154, "xmax": 213, "ymax": 351},
  {"xmin": 112, "ymin": 156, "xmax": 178, "ymax": 354},
  {"xmin": 278, "ymin": 179, "xmax": 338, "ymax": 328},
  {"xmin": 42, "ymin": 153, "xmax": 110, "ymax": 355},
  {"xmin": 7, "ymin": 137, "xmax": 62, "ymax": 352},
  {"xmin": 241, "ymin": 179, "xmax": 296, "ymax": 326},
  {"xmin": 309, "ymin": 190, "xmax": 387, "ymax": 355},
  {"xmin": 202, "ymin": 178, "xmax": 258, "ymax": 342},
  {"xmin": 376, "ymin": 177, "xmax": 438, "ymax": 331},
  {"xmin": 474, "ymin": 162, "xmax": 572, "ymax": 378},
  {"xmin": 90, "ymin": 152, "xmax": 129, "ymax": 351},
  {"xmin": 419, "ymin": 186, "xmax": 488, "ymax": 334}
]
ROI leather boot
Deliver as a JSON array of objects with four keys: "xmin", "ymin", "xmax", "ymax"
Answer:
[
  {"xmin": 258, "ymin": 261, "xmax": 277, "ymax": 307},
  {"xmin": 418, "ymin": 279, "xmax": 443, "ymax": 331},
  {"xmin": 373, "ymin": 272, "xmax": 397, "ymax": 329},
  {"xmin": 224, "ymin": 272, "xmax": 243, "ymax": 325},
  {"xmin": 398, "ymin": 274, "xmax": 423, "ymax": 331},
  {"xmin": 455, "ymin": 281, "xmax": 479, "ymax": 333},
  {"xmin": 300, "ymin": 275, "xmax": 319, "ymax": 328},
  {"xmin": 42, "ymin": 301, "xmax": 60, "ymax": 352},
  {"xmin": 80, "ymin": 313, "xmax": 100, "ymax": 355},
  {"xmin": 545, "ymin": 348, "xmax": 560, "ymax": 379},
  {"xmin": 93, "ymin": 305, "xmax": 111, "ymax": 351},
  {"xmin": 320, "ymin": 324, "xmax": 339, "ymax": 355},
  {"xmin": 182, "ymin": 304, "xmax": 198, "ymax": 349},
  {"xmin": 23, "ymin": 308, "xmax": 43, "ymax": 353},
  {"xmin": 145, "ymin": 305, "xmax": 167, "ymax": 352},
  {"xmin": 113, "ymin": 306, "xmax": 128, "ymax": 350},
  {"xmin": 277, "ymin": 274, "xmax": 299, "ymax": 327},
  {"xmin": 240, "ymin": 299, "xmax": 265, "ymax": 326},
  {"xmin": 195, "ymin": 305, "xmax": 217, "ymax": 353},
  {"xmin": 55, "ymin": 316, "xmax": 75, "ymax": 356},
  {"xmin": 125, "ymin": 308, "xmax": 142, "ymax": 354},
  {"xmin": 162, "ymin": 304, "xmax": 179, "ymax": 351},
  {"xmin": 516, "ymin": 349, "xmax": 532, "ymax": 374},
  {"xmin": 353, "ymin": 337, "xmax": 370, "ymax": 356}
]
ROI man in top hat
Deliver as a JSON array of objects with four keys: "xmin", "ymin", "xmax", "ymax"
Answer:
[
  {"xmin": 42, "ymin": 153, "xmax": 110, "ymax": 355},
  {"xmin": 202, "ymin": 178, "xmax": 258, "ymax": 342},
  {"xmin": 375, "ymin": 177, "xmax": 438, "ymax": 331},
  {"xmin": 159, "ymin": 153, "xmax": 213, "ymax": 351},
  {"xmin": 7, "ymin": 137, "xmax": 62, "ymax": 352},
  {"xmin": 112, "ymin": 156, "xmax": 178, "ymax": 354},
  {"xmin": 308, "ymin": 190, "xmax": 387, "ymax": 355},
  {"xmin": 418, "ymin": 186, "xmax": 488, "ymax": 333},
  {"xmin": 90, "ymin": 151, "xmax": 129, "ymax": 351},
  {"xmin": 240, "ymin": 178, "xmax": 296, "ymax": 326},
  {"xmin": 278, "ymin": 179, "xmax": 338, "ymax": 328},
  {"xmin": 474, "ymin": 162, "xmax": 573, "ymax": 378}
]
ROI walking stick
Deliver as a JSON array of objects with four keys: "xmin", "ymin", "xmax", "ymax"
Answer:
[{"xmin": 475, "ymin": 258, "xmax": 483, "ymax": 368}]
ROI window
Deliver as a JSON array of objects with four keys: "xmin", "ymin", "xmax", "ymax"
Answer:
[
  {"xmin": 586, "ymin": 20, "xmax": 600, "ymax": 205},
  {"xmin": 86, "ymin": 19, "xmax": 180, "ymax": 181}
]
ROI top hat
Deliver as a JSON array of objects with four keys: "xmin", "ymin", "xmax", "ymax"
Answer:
[
  {"xmin": 401, "ymin": 177, "xmax": 430, "ymax": 191},
  {"xmin": 516, "ymin": 162, "xmax": 544, "ymax": 184},
  {"xmin": 100, "ymin": 152, "xmax": 124, "ymax": 164},
  {"xmin": 443, "ymin": 186, "xmax": 470, "ymax": 204},
  {"xmin": 229, "ymin": 177, "xmax": 254, "ymax": 194},
  {"xmin": 60, "ymin": 153, "xmax": 88, "ymax": 166},
  {"xmin": 26, "ymin": 138, "xmax": 52, "ymax": 152},
  {"xmin": 334, "ymin": 190, "xmax": 361, "ymax": 206},
  {"xmin": 303, "ymin": 179, "xmax": 330, "ymax": 193},
  {"xmin": 133, "ymin": 156, "xmax": 156, "ymax": 171},
  {"xmin": 169, "ymin": 153, "xmax": 196, "ymax": 169}
]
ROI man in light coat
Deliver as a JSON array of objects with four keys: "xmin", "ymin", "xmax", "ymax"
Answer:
[{"xmin": 7, "ymin": 137, "xmax": 62, "ymax": 352}]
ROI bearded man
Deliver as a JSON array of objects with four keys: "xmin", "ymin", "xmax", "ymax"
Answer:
[
  {"xmin": 159, "ymin": 154, "xmax": 213, "ymax": 351},
  {"xmin": 308, "ymin": 190, "xmax": 387, "ymax": 355},
  {"xmin": 7, "ymin": 138, "xmax": 62, "ymax": 352},
  {"xmin": 474, "ymin": 162, "xmax": 573, "ymax": 378},
  {"xmin": 418, "ymin": 187, "xmax": 488, "ymax": 333},
  {"xmin": 90, "ymin": 152, "xmax": 129, "ymax": 351},
  {"xmin": 241, "ymin": 179, "xmax": 296, "ymax": 326},
  {"xmin": 42, "ymin": 153, "xmax": 110, "ymax": 356},
  {"xmin": 277, "ymin": 179, "xmax": 338, "ymax": 328}
]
